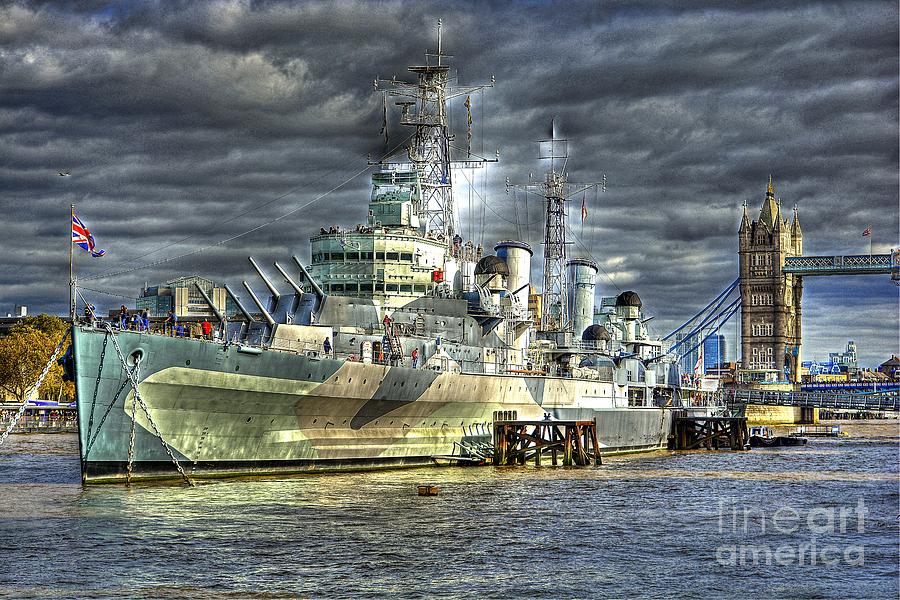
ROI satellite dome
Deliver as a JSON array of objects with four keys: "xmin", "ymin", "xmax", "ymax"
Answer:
[
  {"xmin": 615, "ymin": 290, "xmax": 642, "ymax": 308},
  {"xmin": 582, "ymin": 324, "xmax": 611, "ymax": 342},
  {"xmin": 474, "ymin": 255, "xmax": 509, "ymax": 276}
]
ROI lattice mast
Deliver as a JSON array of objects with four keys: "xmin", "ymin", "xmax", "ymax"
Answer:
[
  {"xmin": 509, "ymin": 122, "xmax": 605, "ymax": 332},
  {"xmin": 374, "ymin": 19, "xmax": 494, "ymax": 252},
  {"xmin": 541, "ymin": 166, "xmax": 569, "ymax": 331}
]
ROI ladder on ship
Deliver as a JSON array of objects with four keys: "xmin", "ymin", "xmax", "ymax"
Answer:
[{"xmin": 382, "ymin": 317, "xmax": 404, "ymax": 365}]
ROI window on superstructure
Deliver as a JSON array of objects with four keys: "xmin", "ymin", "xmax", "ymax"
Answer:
[
  {"xmin": 400, "ymin": 252, "xmax": 413, "ymax": 262},
  {"xmin": 376, "ymin": 251, "xmax": 385, "ymax": 260},
  {"xmin": 360, "ymin": 283, "xmax": 374, "ymax": 293},
  {"xmin": 347, "ymin": 252, "xmax": 360, "ymax": 261},
  {"xmin": 345, "ymin": 283, "xmax": 358, "ymax": 294},
  {"xmin": 400, "ymin": 284, "xmax": 412, "ymax": 293},
  {"xmin": 330, "ymin": 252, "xmax": 344, "ymax": 261},
  {"xmin": 361, "ymin": 252, "xmax": 373, "ymax": 260},
  {"xmin": 386, "ymin": 252, "xmax": 399, "ymax": 261},
  {"xmin": 331, "ymin": 284, "xmax": 344, "ymax": 292},
  {"xmin": 414, "ymin": 284, "xmax": 425, "ymax": 293},
  {"xmin": 386, "ymin": 283, "xmax": 399, "ymax": 292}
]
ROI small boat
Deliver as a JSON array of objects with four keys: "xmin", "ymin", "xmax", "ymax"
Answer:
[
  {"xmin": 749, "ymin": 426, "xmax": 807, "ymax": 448},
  {"xmin": 790, "ymin": 425, "xmax": 847, "ymax": 438}
]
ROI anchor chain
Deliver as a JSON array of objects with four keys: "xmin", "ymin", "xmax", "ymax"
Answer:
[
  {"xmin": 84, "ymin": 375, "xmax": 132, "ymax": 458},
  {"xmin": 126, "ymin": 378, "xmax": 138, "ymax": 486},
  {"xmin": 0, "ymin": 330, "xmax": 70, "ymax": 447},
  {"xmin": 85, "ymin": 332, "xmax": 110, "ymax": 444},
  {"xmin": 103, "ymin": 325, "xmax": 194, "ymax": 486}
]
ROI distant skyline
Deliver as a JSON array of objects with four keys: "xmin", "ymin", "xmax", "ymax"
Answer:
[{"xmin": 1, "ymin": 1, "xmax": 897, "ymax": 365}]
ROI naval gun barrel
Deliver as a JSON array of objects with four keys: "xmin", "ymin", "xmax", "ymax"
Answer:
[
  {"xmin": 273, "ymin": 261, "xmax": 305, "ymax": 297},
  {"xmin": 242, "ymin": 281, "xmax": 276, "ymax": 328},
  {"xmin": 193, "ymin": 283, "xmax": 225, "ymax": 324},
  {"xmin": 248, "ymin": 256, "xmax": 281, "ymax": 300},
  {"xmin": 291, "ymin": 255, "xmax": 325, "ymax": 301},
  {"xmin": 223, "ymin": 283, "xmax": 255, "ymax": 324}
]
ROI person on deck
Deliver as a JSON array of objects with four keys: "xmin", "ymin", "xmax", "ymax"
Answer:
[
  {"xmin": 141, "ymin": 310, "xmax": 149, "ymax": 332},
  {"xmin": 201, "ymin": 319, "xmax": 212, "ymax": 340},
  {"xmin": 411, "ymin": 347, "xmax": 418, "ymax": 369},
  {"xmin": 119, "ymin": 305, "xmax": 128, "ymax": 329},
  {"xmin": 323, "ymin": 337, "xmax": 332, "ymax": 357}
]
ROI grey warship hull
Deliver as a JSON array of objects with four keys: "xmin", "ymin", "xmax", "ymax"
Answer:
[{"xmin": 73, "ymin": 326, "xmax": 676, "ymax": 483}]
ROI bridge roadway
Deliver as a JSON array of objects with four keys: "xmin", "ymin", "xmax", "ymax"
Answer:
[
  {"xmin": 782, "ymin": 253, "xmax": 897, "ymax": 277},
  {"xmin": 722, "ymin": 388, "xmax": 899, "ymax": 412}
]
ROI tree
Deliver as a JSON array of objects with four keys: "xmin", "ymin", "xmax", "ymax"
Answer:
[{"xmin": 0, "ymin": 315, "xmax": 73, "ymax": 402}]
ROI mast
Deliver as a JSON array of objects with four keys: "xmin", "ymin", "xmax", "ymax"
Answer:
[
  {"xmin": 69, "ymin": 203, "xmax": 75, "ymax": 322},
  {"xmin": 541, "ymin": 166, "xmax": 569, "ymax": 331},
  {"xmin": 509, "ymin": 123, "xmax": 605, "ymax": 332},
  {"xmin": 374, "ymin": 19, "xmax": 494, "ymax": 253}
]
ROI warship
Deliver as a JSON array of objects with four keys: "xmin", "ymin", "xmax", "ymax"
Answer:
[{"xmin": 69, "ymin": 28, "xmax": 710, "ymax": 483}]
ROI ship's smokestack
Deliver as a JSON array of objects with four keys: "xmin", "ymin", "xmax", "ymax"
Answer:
[
  {"xmin": 566, "ymin": 258, "xmax": 598, "ymax": 337},
  {"xmin": 495, "ymin": 241, "xmax": 532, "ymax": 311}
]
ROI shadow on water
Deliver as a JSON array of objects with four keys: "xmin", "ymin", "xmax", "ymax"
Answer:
[{"xmin": 0, "ymin": 424, "xmax": 897, "ymax": 599}]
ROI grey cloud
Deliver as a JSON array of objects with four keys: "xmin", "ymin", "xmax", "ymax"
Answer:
[{"xmin": 1, "ymin": 0, "xmax": 896, "ymax": 366}]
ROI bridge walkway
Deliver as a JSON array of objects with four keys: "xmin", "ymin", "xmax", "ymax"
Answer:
[{"xmin": 723, "ymin": 388, "xmax": 898, "ymax": 412}]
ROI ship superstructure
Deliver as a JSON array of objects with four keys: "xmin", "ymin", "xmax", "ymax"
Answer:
[{"xmin": 69, "ymin": 24, "xmax": 704, "ymax": 483}]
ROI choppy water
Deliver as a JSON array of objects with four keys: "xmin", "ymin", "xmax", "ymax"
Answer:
[{"xmin": 1, "ymin": 422, "xmax": 897, "ymax": 599}]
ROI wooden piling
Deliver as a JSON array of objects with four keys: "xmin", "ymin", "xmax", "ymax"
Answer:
[
  {"xmin": 672, "ymin": 416, "xmax": 748, "ymax": 451},
  {"xmin": 492, "ymin": 420, "xmax": 602, "ymax": 467}
]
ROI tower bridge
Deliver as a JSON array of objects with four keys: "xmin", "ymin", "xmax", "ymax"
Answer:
[{"xmin": 737, "ymin": 176, "xmax": 898, "ymax": 384}]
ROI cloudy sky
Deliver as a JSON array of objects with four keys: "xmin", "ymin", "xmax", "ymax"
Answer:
[{"xmin": 1, "ymin": 0, "xmax": 897, "ymax": 366}]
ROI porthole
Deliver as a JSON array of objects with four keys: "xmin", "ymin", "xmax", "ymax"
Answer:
[
  {"xmin": 348, "ymin": 378, "xmax": 352, "ymax": 383},
  {"xmin": 235, "ymin": 365, "xmax": 240, "ymax": 372},
  {"xmin": 185, "ymin": 359, "xmax": 191, "ymax": 366},
  {"xmin": 363, "ymin": 379, "xmax": 367, "ymax": 384},
  {"xmin": 313, "ymin": 419, "xmax": 317, "ymax": 424},
  {"xmin": 246, "ymin": 417, "xmax": 252, "ymax": 423}
]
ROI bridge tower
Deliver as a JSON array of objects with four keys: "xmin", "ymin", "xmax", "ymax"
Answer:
[{"xmin": 738, "ymin": 176, "xmax": 803, "ymax": 383}]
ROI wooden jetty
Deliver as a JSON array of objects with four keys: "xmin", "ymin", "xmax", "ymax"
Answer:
[
  {"xmin": 672, "ymin": 416, "xmax": 749, "ymax": 451},
  {"xmin": 492, "ymin": 419, "xmax": 602, "ymax": 466}
]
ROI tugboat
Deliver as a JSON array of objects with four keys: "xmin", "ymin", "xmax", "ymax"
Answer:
[{"xmin": 748, "ymin": 425, "xmax": 807, "ymax": 448}]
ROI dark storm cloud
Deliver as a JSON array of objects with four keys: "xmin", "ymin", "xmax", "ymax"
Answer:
[{"xmin": 1, "ymin": 0, "xmax": 897, "ymax": 365}]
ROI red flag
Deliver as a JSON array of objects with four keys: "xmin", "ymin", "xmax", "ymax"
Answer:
[
  {"xmin": 862, "ymin": 227, "xmax": 871, "ymax": 237},
  {"xmin": 581, "ymin": 195, "xmax": 587, "ymax": 224}
]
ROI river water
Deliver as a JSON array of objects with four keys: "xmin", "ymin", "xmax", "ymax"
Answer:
[{"xmin": 0, "ymin": 421, "xmax": 897, "ymax": 599}]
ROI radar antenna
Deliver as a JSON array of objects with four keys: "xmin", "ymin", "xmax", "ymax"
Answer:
[{"xmin": 374, "ymin": 19, "xmax": 494, "ymax": 254}]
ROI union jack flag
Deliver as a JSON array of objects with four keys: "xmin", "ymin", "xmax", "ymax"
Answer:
[
  {"xmin": 72, "ymin": 213, "xmax": 106, "ymax": 257},
  {"xmin": 862, "ymin": 227, "xmax": 871, "ymax": 237}
]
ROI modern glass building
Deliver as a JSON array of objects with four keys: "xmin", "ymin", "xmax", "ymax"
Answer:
[
  {"xmin": 137, "ymin": 276, "xmax": 235, "ymax": 318},
  {"xmin": 703, "ymin": 335, "xmax": 727, "ymax": 371}
]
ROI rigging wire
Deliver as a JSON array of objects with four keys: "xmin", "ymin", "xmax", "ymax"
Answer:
[
  {"xmin": 98, "ymin": 164, "xmax": 347, "ymax": 269},
  {"xmin": 82, "ymin": 131, "xmax": 417, "ymax": 284},
  {"xmin": 82, "ymin": 163, "xmax": 375, "ymax": 282},
  {"xmin": 566, "ymin": 225, "xmax": 622, "ymax": 292}
]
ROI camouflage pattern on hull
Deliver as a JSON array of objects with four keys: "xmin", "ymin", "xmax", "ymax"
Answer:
[{"xmin": 74, "ymin": 327, "xmax": 672, "ymax": 483}]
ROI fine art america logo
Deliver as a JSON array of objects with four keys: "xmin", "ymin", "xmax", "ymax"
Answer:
[{"xmin": 716, "ymin": 498, "xmax": 867, "ymax": 567}]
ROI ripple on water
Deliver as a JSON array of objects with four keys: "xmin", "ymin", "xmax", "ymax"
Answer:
[{"xmin": 0, "ymin": 423, "xmax": 897, "ymax": 599}]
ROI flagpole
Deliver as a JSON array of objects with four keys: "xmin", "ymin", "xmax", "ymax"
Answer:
[{"xmin": 69, "ymin": 203, "xmax": 75, "ymax": 322}]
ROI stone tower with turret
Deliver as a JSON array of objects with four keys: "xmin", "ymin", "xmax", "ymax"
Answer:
[{"xmin": 738, "ymin": 177, "xmax": 803, "ymax": 383}]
